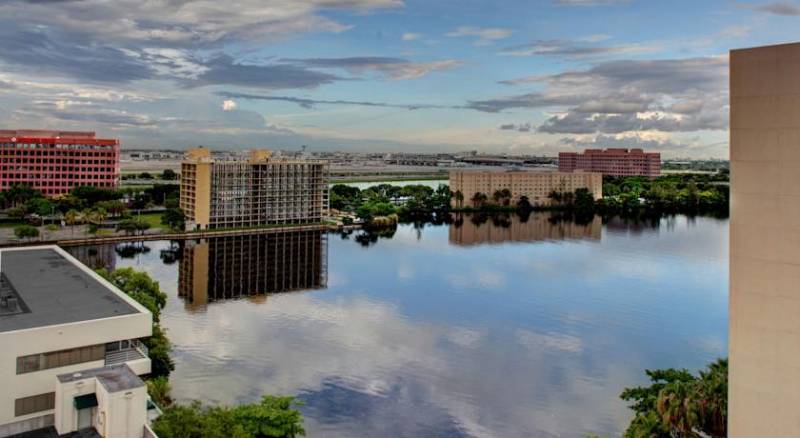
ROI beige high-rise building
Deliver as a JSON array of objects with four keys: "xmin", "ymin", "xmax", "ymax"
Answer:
[
  {"xmin": 729, "ymin": 42, "xmax": 800, "ymax": 435},
  {"xmin": 449, "ymin": 170, "xmax": 602, "ymax": 207},
  {"xmin": 180, "ymin": 148, "xmax": 329, "ymax": 230}
]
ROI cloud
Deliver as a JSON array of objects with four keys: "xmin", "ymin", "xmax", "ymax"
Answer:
[
  {"xmin": 554, "ymin": 0, "xmax": 630, "ymax": 5},
  {"xmin": 472, "ymin": 56, "xmax": 729, "ymax": 134},
  {"xmin": 1, "ymin": 0, "xmax": 403, "ymax": 49},
  {"xmin": 402, "ymin": 32, "xmax": 422, "ymax": 41},
  {"xmin": 18, "ymin": 103, "xmax": 157, "ymax": 127},
  {"xmin": 749, "ymin": 1, "xmax": 800, "ymax": 15},
  {"xmin": 222, "ymin": 100, "xmax": 237, "ymax": 111},
  {"xmin": 219, "ymin": 91, "xmax": 461, "ymax": 110},
  {"xmin": 499, "ymin": 123, "xmax": 533, "ymax": 132},
  {"xmin": 0, "ymin": 0, "xmax": 404, "ymax": 86},
  {"xmin": 285, "ymin": 56, "xmax": 461, "ymax": 80},
  {"xmin": 446, "ymin": 26, "xmax": 512, "ymax": 46},
  {"xmin": 499, "ymin": 39, "xmax": 658, "ymax": 59},
  {"xmin": 557, "ymin": 133, "xmax": 727, "ymax": 156}
]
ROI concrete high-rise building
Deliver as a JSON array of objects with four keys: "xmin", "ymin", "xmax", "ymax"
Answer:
[
  {"xmin": 729, "ymin": 42, "xmax": 800, "ymax": 436},
  {"xmin": 0, "ymin": 246, "xmax": 152, "ymax": 437},
  {"xmin": 178, "ymin": 230, "xmax": 327, "ymax": 310},
  {"xmin": 559, "ymin": 148, "xmax": 661, "ymax": 178},
  {"xmin": 449, "ymin": 170, "xmax": 602, "ymax": 207},
  {"xmin": 0, "ymin": 130, "xmax": 120, "ymax": 196},
  {"xmin": 180, "ymin": 148, "xmax": 329, "ymax": 230}
]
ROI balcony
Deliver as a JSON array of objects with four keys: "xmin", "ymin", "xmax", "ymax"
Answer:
[{"xmin": 105, "ymin": 339, "xmax": 151, "ymax": 375}]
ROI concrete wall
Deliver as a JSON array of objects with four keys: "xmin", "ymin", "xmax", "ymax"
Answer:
[{"xmin": 729, "ymin": 42, "xmax": 800, "ymax": 436}]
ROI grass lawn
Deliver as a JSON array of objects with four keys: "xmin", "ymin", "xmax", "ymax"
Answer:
[
  {"xmin": 0, "ymin": 221, "xmax": 25, "ymax": 229},
  {"xmin": 136, "ymin": 212, "xmax": 168, "ymax": 231}
]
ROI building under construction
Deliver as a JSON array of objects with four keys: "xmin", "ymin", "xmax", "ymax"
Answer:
[
  {"xmin": 178, "ymin": 230, "xmax": 328, "ymax": 310},
  {"xmin": 180, "ymin": 148, "xmax": 329, "ymax": 230}
]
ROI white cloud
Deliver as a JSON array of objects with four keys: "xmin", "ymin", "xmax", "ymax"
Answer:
[
  {"xmin": 446, "ymin": 26, "xmax": 513, "ymax": 46},
  {"xmin": 402, "ymin": 32, "xmax": 422, "ymax": 41},
  {"xmin": 222, "ymin": 99, "xmax": 237, "ymax": 111}
]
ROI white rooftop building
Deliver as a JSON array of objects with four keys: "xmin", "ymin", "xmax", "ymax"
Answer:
[{"xmin": 0, "ymin": 246, "xmax": 154, "ymax": 438}]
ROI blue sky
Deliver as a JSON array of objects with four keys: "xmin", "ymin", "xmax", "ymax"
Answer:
[{"xmin": 0, "ymin": 0, "xmax": 797, "ymax": 158}]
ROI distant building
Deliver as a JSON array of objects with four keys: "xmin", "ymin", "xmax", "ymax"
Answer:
[
  {"xmin": 0, "ymin": 246, "xmax": 152, "ymax": 437},
  {"xmin": 559, "ymin": 148, "xmax": 660, "ymax": 178},
  {"xmin": 179, "ymin": 230, "xmax": 328, "ymax": 310},
  {"xmin": 449, "ymin": 170, "xmax": 602, "ymax": 207},
  {"xmin": 180, "ymin": 148, "xmax": 329, "ymax": 230},
  {"xmin": 0, "ymin": 130, "xmax": 120, "ymax": 196}
]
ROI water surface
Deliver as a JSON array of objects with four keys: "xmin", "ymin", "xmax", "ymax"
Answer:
[{"xmin": 69, "ymin": 213, "xmax": 728, "ymax": 437}]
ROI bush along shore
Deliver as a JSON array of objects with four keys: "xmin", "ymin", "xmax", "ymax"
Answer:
[{"xmin": 330, "ymin": 172, "xmax": 729, "ymax": 228}]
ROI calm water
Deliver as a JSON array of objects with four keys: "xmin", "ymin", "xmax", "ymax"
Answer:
[{"xmin": 68, "ymin": 213, "xmax": 728, "ymax": 437}]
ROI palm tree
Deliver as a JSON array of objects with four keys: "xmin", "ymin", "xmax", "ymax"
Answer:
[
  {"xmin": 453, "ymin": 190, "xmax": 464, "ymax": 208},
  {"xmin": 492, "ymin": 189, "xmax": 504, "ymax": 204},
  {"xmin": 471, "ymin": 192, "xmax": 487, "ymax": 207},
  {"xmin": 65, "ymin": 209, "xmax": 81, "ymax": 235}
]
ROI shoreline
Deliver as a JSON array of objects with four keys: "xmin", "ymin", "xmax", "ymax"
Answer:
[{"xmin": 0, "ymin": 223, "xmax": 359, "ymax": 248}]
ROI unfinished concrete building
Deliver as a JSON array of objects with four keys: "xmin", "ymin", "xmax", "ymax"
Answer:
[{"xmin": 180, "ymin": 148, "xmax": 329, "ymax": 230}]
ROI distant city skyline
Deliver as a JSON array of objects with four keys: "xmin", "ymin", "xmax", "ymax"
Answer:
[{"xmin": 0, "ymin": 0, "xmax": 794, "ymax": 158}]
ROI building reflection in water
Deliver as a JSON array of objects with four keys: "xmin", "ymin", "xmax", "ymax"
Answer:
[
  {"xmin": 178, "ymin": 230, "xmax": 328, "ymax": 310},
  {"xmin": 66, "ymin": 244, "xmax": 118, "ymax": 271},
  {"xmin": 449, "ymin": 212, "xmax": 601, "ymax": 246}
]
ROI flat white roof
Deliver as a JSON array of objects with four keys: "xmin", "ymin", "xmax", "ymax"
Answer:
[{"xmin": 0, "ymin": 247, "xmax": 139, "ymax": 333}]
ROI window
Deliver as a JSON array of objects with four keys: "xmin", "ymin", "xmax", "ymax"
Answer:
[
  {"xmin": 15, "ymin": 392, "xmax": 55, "ymax": 417},
  {"xmin": 16, "ymin": 344, "xmax": 105, "ymax": 374}
]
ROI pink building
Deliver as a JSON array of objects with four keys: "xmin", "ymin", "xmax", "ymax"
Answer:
[
  {"xmin": 559, "ymin": 148, "xmax": 661, "ymax": 178},
  {"xmin": 0, "ymin": 130, "xmax": 120, "ymax": 196}
]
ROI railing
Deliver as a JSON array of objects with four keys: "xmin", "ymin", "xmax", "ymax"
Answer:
[{"xmin": 105, "ymin": 339, "xmax": 149, "ymax": 366}]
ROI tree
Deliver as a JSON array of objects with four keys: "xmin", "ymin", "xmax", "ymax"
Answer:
[
  {"xmin": 516, "ymin": 195, "xmax": 532, "ymax": 211},
  {"xmin": 117, "ymin": 218, "xmax": 151, "ymax": 236},
  {"xmin": 453, "ymin": 190, "xmax": 464, "ymax": 208},
  {"xmin": 96, "ymin": 200, "xmax": 127, "ymax": 217},
  {"xmin": 97, "ymin": 268, "xmax": 174, "ymax": 378},
  {"xmin": 621, "ymin": 358, "xmax": 728, "ymax": 438},
  {"xmin": 65, "ymin": 209, "xmax": 82, "ymax": 235},
  {"xmin": 152, "ymin": 396, "xmax": 306, "ymax": 438},
  {"xmin": 147, "ymin": 376, "xmax": 173, "ymax": 408},
  {"xmin": 139, "ymin": 172, "xmax": 154, "ymax": 180},
  {"xmin": 161, "ymin": 169, "xmax": 178, "ymax": 180},
  {"xmin": 14, "ymin": 224, "xmax": 39, "ymax": 241},
  {"xmin": 471, "ymin": 192, "xmax": 488, "ymax": 208},
  {"xmin": 162, "ymin": 208, "xmax": 186, "ymax": 231}
]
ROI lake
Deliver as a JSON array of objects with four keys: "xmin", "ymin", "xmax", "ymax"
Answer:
[{"xmin": 68, "ymin": 212, "xmax": 728, "ymax": 437}]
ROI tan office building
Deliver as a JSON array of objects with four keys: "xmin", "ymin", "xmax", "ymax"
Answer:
[
  {"xmin": 180, "ymin": 148, "xmax": 329, "ymax": 230},
  {"xmin": 449, "ymin": 170, "xmax": 602, "ymax": 207},
  {"xmin": 729, "ymin": 42, "xmax": 800, "ymax": 435}
]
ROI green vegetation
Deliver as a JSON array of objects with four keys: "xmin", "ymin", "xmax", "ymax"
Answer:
[
  {"xmin": 116, "ymin": 218, "xmax": 152, "ymax": 235},
  {"xmin": 331, "ymin": 183, "xmax": 452, "ymax": 226},
  {"xmin": 13, "ymin": 224, "xmax": 39, "ymax": 240},
  {"xmin": 599, "ymin": 174, "xmax": 728, "ymax": 215},
  {"xmin": 96, "ymin": 268, "xmax": 174, "ymax": 378},
  {"xmin": 161, "ymin": 208, "xmax": 186, "ymax": 231},
  {"xmin": 621, "ymin": 358, "xmax": 727, "ymax": 438},
  {"xmin": 152, "ymin": 396, "xmax": 305, "ymax": 438}
]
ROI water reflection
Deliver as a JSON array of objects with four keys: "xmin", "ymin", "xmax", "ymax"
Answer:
[
  {"xmin": 63, "ymin": 215, "xmax": 728, "ymax": 437},
  {"xmin": 178, "ymin": 231, "xmax": 327, "ymax": 310},
  {"xmin": 450, "ymin": 212, "xmax": 601, "ymax": 246}
]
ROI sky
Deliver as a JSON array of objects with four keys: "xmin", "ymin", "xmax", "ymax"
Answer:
[{"xmin": 0, "ymin": 0, "xmax": 797, "ymax": 158}]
